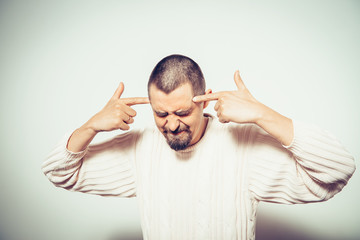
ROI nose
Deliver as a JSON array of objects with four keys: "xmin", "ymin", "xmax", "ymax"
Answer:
[{"xmin": 166, "ymin": 115, "xmax": 180, "ymax": 132}]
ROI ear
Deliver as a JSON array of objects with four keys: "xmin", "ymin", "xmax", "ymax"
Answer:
[{"xmin": 202, "ymin": 89, "xmax": 212, "ymax": 109}]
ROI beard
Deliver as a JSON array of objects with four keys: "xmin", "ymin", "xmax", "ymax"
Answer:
[{"xmin": 162, "ymin": 124, "xmax": 193, "ymax": 151}]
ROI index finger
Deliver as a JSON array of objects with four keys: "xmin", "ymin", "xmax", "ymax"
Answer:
[
  {"xmin": 122, "ymin": 97, "xmax": 150, "ymax": 106},
  {"xmin": 192, "ymin": 92, "xmax": 223, "ymax": 102}
]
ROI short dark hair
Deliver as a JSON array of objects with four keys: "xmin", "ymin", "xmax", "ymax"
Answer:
[{"xmin": 148, "ymin": 54, "xmax": 205, "ymax": 97}]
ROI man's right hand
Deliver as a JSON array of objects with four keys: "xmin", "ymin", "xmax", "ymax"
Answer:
[
  {"xmin": 87, "ymin": 82, "xmax": 149, "ymax": 132},
  {"xmin": 67, "ymin": 82, "xmax": 149, "ymax": 152}
]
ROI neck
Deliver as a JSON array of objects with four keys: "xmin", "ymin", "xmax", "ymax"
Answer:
[{"xmin": 190, "ymin": 115, "xmax": 209, "ymax": 146}]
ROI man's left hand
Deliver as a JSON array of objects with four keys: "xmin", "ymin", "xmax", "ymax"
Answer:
[
  {"xmin": 193, "ymin": 70, "xmax": 294, "ymax": 146},
  {"xmin": 193, "ymin": 70, "xmax": 265, "ymax": 124}
]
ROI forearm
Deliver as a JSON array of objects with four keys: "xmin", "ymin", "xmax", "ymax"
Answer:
[
  {"xmin": 255, "ymin": 104, "xmax": 294, "ymax": 146},
  {"xmin": 66, "ymin": 82, "xmax": 148, "ymax": 152},
  {"xmin": 42, "ymin": 129, "xmax": 138, "ymax": 197},
  {"xmin": 248, "ymin": 119, "xmax": 355, "ymax": 204},
  {"xmin": 67, "ymin": 121, "xmax": 97, "ymax": 152}
]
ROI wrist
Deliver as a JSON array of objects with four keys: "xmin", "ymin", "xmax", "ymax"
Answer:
[
  {"xmin": 67, "ymin": 124, "xmax": 97, "ymax": 153},
  {"xmin": 254, "ymin": 104, "xmax": 294, "ymax": 146},
  {"xmin": 254, "ymin": 103, "xmax": 270, "ymax": 125},
  {"xmin": 81, "ymin": 120, "xmax": 99, "ymax": 136}
]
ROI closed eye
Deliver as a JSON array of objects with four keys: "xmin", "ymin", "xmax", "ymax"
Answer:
[
  {"xmin": 175, "ymin": 110, "xmax": 192, "ymax": 117},
  {"xmin": 155, "ymin": 112, "xmax": 168, "ymax": 117}
]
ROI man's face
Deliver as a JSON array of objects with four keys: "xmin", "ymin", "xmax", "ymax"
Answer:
[{"xmin": 149, "ymin": 83, "xmax": 207, "ymax": 151}]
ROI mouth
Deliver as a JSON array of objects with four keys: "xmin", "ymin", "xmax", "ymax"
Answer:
[
  {"xmin": 164, "ymin": 128, "xmax": 188, "ymax": 135},
  {"xmin": 162, "ymin": 124, "xmax": 191, "ymax": 138},
  {"xmin": 171, "ymin": 130, "xmax": 185, "ymax": 135}
]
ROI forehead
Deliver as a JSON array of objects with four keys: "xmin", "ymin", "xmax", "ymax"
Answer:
[{"xmin": 149, "ymin": 83, "xmax": 194, "ymax": 112}]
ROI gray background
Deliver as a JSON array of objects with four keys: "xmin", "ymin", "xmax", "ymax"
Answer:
[{"xmin": 0, "ymin": 0, "xmax": 359, "ymax": 240}]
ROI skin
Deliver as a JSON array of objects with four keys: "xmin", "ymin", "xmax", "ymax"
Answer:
[
  {"xmin": 67, "ymin": 70, "xmax": 293, "ymax": 153},
  {"xmin": 148, "ymin": 83, "xmax": 211, "ymax": 149},
  {"xmin": 67, "ymin": 82, "xmax": 149, "ymax": 152},
  {"xmin": 193, "ymin": 70, "xmax": 293, "ymax": 146}
]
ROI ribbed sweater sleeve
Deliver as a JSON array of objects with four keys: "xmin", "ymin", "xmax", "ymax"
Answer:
[
  {"xmin": 247, "ymin": 120, "xmax": 356, "ymax": 204},
  {"xmin": 41, "ymin": 130, "xmax": 141, "ymax": 197}
]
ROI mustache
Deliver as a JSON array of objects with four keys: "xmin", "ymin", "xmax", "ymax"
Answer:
[{"xmin": 163, "ymin": 124, "xmax": 190, "ymax": 134}]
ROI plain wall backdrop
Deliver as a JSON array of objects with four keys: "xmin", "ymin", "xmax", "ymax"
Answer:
[{"xmin": 0, "ymin": 1, "xmax": 359, "ymax": 240}]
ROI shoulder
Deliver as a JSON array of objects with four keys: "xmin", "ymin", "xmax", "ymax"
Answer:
[
  {"xmin": 206, "ymin": 114, "xmax": 257, "ymax": 142},
  {"xmin": 87, "ymin": 126, "xmax": 158, "ymax": 151}
]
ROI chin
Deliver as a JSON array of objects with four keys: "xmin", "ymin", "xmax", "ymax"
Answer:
[
  {"xmin": 165, "ymin": 133, "xmax": 192, "ymax": 151},
  {"xmin": 168, "ymin": 142, "xmax": 190, "ymax": 151}
]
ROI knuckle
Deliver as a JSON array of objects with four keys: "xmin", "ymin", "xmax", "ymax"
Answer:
[
  {"xmin": 119, "ymin": 112, "xmax": 127, "ymax": 119},
  {"xmin": 115, "ymin": 118, "xmax": 122, "ymax": 126},
  {"xmin": 118, "ymin": 122, "xmax": 127, "ymax": 130},
  {"xmin": 129, "ymin": 109, "xmax": 136, "ymax": 117}
]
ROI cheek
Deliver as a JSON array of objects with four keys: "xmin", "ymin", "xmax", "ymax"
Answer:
[
  {"xmin": 183, "ymin": 115, "xmax": 202, "ymax": 131},
  {"xmin": 154, "ymin": 116, "xmax": 166, "ymax": 129}
]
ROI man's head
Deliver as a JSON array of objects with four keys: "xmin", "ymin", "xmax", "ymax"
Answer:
[
  {"xmin": 148, "ymin": 54, "xmax": 210, "ymax": 151},
  {"xmin": 148, "ymin": 54, "xmax": 206, "ymax": 96}
]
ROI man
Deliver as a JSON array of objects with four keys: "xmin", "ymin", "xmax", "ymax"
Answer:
[{"xmin": 42, "ymin": 54, "xmax": 355, "ymax": 240}]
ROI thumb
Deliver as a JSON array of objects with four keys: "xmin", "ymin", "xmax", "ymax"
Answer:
[
  {"xmin": 234, "ymin": 70, "xmax": 246, "ymax": 91},
  {"xmin": 112, "ymin": 82, "xmax": 124, "ymax": 100}
]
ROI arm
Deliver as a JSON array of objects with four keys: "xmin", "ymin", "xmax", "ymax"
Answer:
[
  {"xmin": 42, "ymin": 131, "xmax": 141, "ymax": 197},
  {"xmin": 193, "ymin": 71, "xmax": 355, "ymax": 203},
  {"xmin": 42, "ymin": 82, "xmax": 149, "ymax": 197},
  {"xmin": 246, "ymin": 121, "xmax": 355, "ymax": 204}
]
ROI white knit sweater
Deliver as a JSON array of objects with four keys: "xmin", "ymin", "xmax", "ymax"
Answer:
[{"xmin": 42, "ymin": 115, "xmax": 355, "ymax": 240}]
